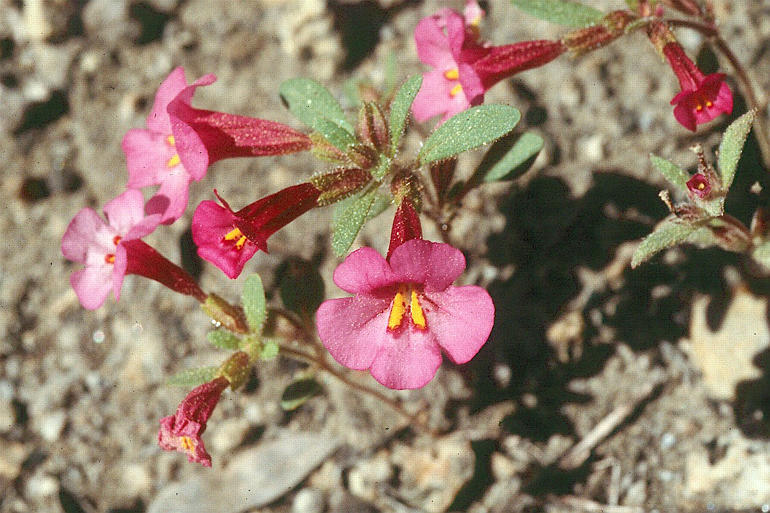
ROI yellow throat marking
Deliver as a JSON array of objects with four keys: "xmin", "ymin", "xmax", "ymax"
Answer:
[
  {"xmin": 387, "ymin": 287, "xmax": 427, "ymax": 331},
  {"xmin": 444, "ymin": 68, "xmax": 459, "ymax": 80},
  {"xmin": 180, "ymin": 435, "xmax": 196, "ymax": 453},
  {"xmin": 224, "ymin": 227, "xmax": 248, "ymax": 250}
]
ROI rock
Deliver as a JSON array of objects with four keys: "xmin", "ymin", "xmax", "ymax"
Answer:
[
  {"xmin": 684, "ymin": 290, "xmax": 769, "ymax": 400},
  {"xmin": 0, "ymin": 399, "xmax": 15, "ymax": 433},
  {"xmin": 38, "ymin": 409, "xmax": 66, "ymax": 442},
  {"xmin": 292, "ymin": 488, "xmax": 325, "ymax": 513},
  {"xmin": 147, "ymin": 430, "xmax": 339, "ymax": 513},
  {"xmin": 26, "ymin": 472, "xmax": 58, "ymax": 498},
  {"xmin": 348, "ymin": 450, "xmax": 391, "ymax": 502}
]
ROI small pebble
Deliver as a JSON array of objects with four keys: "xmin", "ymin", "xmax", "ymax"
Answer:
[
  {"xmin": 292, "ymin": 488, "xmax": 324, "ymax": 513},
  {"xmin": 26, "ymin": 472, "xmax": 58, "ymax": 498},
  {"xmin": 39, "ymin": 410, "xmax": 66, "ymax": 442}
]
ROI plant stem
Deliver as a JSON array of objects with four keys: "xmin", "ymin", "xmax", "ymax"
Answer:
[
  {"xmin": 666, "ymin": 18, "xmax": 770, "ymax": 170},
  {"xmin": 277, "ymin": 342, "xmax": 435, "ymax": 434}
]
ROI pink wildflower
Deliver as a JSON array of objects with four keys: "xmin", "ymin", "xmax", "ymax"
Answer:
[
  {"xmin": 316, "ymin": 240, "xmax": 495, "ymax": 390},
  {"xmin": 412, "ymin": 1, "xmax": 564, "ymax": 123},
  {"xmin": 61, "ymin": 189, "xmax": 206, "ymax": 309},
  {"xmin": 686, "ymin": 173, "xmax": 711, "ymax": 198},
  {"xmin": 158, "ymin": 376, "xmax": 230, "ymax": 467},
  {"xmin": 192, "ymin": 184, "xmax": 321, "ymax": 279},
  {"xmin": 122, "ymin": 67, "xmax": 311, "ymax": 224},
  {"xmin": 662, "ymin": 42, "xmax": 733, "ymax": 131}
]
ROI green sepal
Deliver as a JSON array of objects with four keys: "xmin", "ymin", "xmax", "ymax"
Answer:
[
  {"xmin": 718, "ymin": 109, "xmax": 755, "ymax": 191},
  {"xmin": 389, "ymin": 75, "xmax": 422, "ymax": 155},
  {"xmin": 207, "ymin": 329, "xmax": 241, "ymax": 350},
  {"xmin": 166, "ymin": 366, "xmax": 218, "ymax": 387},
  {"xmin": 242, "ymin": 274, "xmax": 267, "ymax": 335},
  {"xmin": 511, "ymin": 0, "xmax": 605, "ymax": 28},
  {"xmin": 280, "ymin": 378, "xmax": 322, "ymax": 411},
  {"xmin": 650, "ymin": 154, "xmax": 690, "ymax": 191},
  {"xmin": 418, "ymin": 105, "xmax": 521, "ymax": 165},
  {"xmin": 632, "ymin": 217, "xmax": 701, "ymax": 268}
]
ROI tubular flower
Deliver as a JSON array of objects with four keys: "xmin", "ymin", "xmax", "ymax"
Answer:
[
  {"xmin": 412, "ymin": 1, "xmax": 564, "ymax": 124},
  {"xmin": 122, "ymin": 67, "xmax": 312, "ymax": 224},
  {"xmin": 158, "ymin": 376, "xmax": 230, "ymax": 467},
  {"xmin": 316, "ymin": 240, "xmax": 495, "ymax": 390},
  {"xmin": 686, "ymin": 173, "xmax": 712, "ymax": 198},
  {"xmin": 192, "ymin": 184, "xmax": 322, "ymax": 279},
  {"xmin": 662, "ymin": 42, "xmax": 733, "ymax": 131},
  {"xmin": 61, "ymin": 189, "xmax": 206, "ymax": 310}
]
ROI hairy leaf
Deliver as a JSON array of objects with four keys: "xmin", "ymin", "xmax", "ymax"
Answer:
[
  {"xmin": 650, "ymin": 154, "xmax": 690, "ymax": 191},
  {"xmin": 207, "ymin": 329, "xmax": 241, "ymax": 350},
  {"xmin": 279, "ymin": 78, "xmax": 353, "ymax": 150},
  {"xmin": 511, "ymin": 0, "xmax": 605, "ymax": 28},
  {"xmin": 389, "ymin": 75, "xmax": 422, "ymax": 154},
  {"xmin": 332, "ymin": 188, "xmax": 379, "ymax": 256},
  {"xmin": 242, "ymin": 274, "xmax": 267, "ymax": 334},
  {"xmin": 480, "ymin": 131, "xmax": 544, "ymax": 182},
  {"xmin": 632, "ymin": 218, "xmax": 700, "ymax": 268},
  {"xmin": 718, "ymin": 109, "xmax": 755, "ymax": 190},
  {"xmin": 166, "ymin": 366, "xmax": 218, "ymax": 387}
]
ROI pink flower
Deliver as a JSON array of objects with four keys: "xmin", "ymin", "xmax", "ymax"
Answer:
[
  {"xmin": 412, "ymin": 2, "xmax": 564, "ymax": 123},
  {"xmin": 61, "ymin": 189, "xmax": 160, "ymax": 309},
  {"xmin": 192, "ymin": 184, "xmax": 321, "ymax": 279},
  {"xmin": 686, "ymin": 173, "xmax": 711, "ymax": 198},
  {"xmin": 158, "ymin": 376, "xmax": 230, "ymax": 467},
  {"xmin": 122, "ymin": 67, "xmax": 312, "ymax": 224},
  {"xmin": 316, "ymin": 240, "xmax": 495, "ymax": 389},
  {"xmin": 663, "ymin": 42, "xmax": 733, "ymax": 131},
  {"xmin": 61, "ymin": 189, "xmax": 207, "ymax": 309}
]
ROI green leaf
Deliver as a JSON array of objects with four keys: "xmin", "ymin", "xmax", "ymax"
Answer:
[
  {"xmin": 389, "ymin": 75, "xmax": 422, "ymax": 154},
  {"xmin": 279, "ymin": 78, "xmax": 354, "ymax": 150},
  {"xmin": 207, "ymin": 329, "xmax": 241, "ymax": 350},
  {"xmin": 631, "ymin": 218, "xmax": 700, "ymax": 268},
  {"xmin": 511, "ymin": 0, "xmax": 604, "ymax": 27},
  {"xmin": 166, "ymin": 366, "xmax": 218, "ymax": 387},
  {"xmin": 313, "ymin": 119, "xmax": 356, "ymax": 151},
  {"xmin": 479, "ymin": 132, "xmax": 544, "ymax": 182},
  {"xmin": 418, "ymin": 105, "xmax": 521, "ymax": 165},
  {"xmin": 280, "ymin": 378, "xmax": 322, "ymax": 411},
  {"xmin": 650, "ymin": 154, "xmax": 690, "ymax": 191},
  {"xmin": 260, "ymin": 339, "xmax": 279, "ymax": 360},
  {"xmin": 332, "ymin": 188, "xmax": 378, "ymax": 256},
  {"xmin": 367, "ymin": 192, "xmax": 392, "ymax": 220},
  {"xmin": 718, "ymin": 109, "xmax": 755, "ymax": 190},
  {"xmin": 242, "ymin": 274, "xmax": 267, "ymax": 334}
]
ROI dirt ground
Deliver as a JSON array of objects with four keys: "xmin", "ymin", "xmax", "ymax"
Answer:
[{"xmin": 2, "ymin": 0, "xmax": 770, "ymax": 512}]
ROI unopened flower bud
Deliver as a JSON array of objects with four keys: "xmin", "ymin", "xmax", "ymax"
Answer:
[
  {"xmin": 217, "ymin": 351, "xmax": 251, "ymax": 390},
  {"xmin": 346, "ymin": 144, "xmax": 379, "ymax": 169},
  {"xmin": 430, "ymin": 158, "xmax": 457, "ymax": 205},
  {"xmin": 562, "ymin": 10, "xmax": 636, "ymax": 55},
  {"xmin": 201, "ymin": 294, "xmax": 249, "ymax": 334},
  {"xmin": 312, "ymin": 167, "xmax": 373, "ymax": 206},
  {"xmin": 356, "ymin": 102, "xmax": 389, "ymax": 153}
]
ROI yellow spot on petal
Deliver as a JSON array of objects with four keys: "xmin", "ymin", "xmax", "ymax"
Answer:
[
  {"xmin": 695, "ymin": 103, "xmax": 703, "ymax": 112},
  {"xmin": 705, "ymin": 100, "xmax": 713, "ymax": 108},
  {"xmin": 166, "ymin": 153, "xmax": 181, "ymax": 168},
  {"xmin": 450, "ymin": 83, "xmax": 463, "ymax": 97},
  {"xmin": 697, "ymin": 182, "xmax": 706, "ymax": 190},
  {"xmin": 410, "ymin": 290, "xmax": 427, "ymax": 330},
  {"xmin": 444, "ymin": 68, "xmax": 459, "ymax": 80},
  {"xmin": 105, "ymin": 254, "xmax": 115, "ymax": 264},
  {"xmin": 167, "ymin": 135, "xmax": 176, "ymax": 146},
  {"xmin": 180, "ymin": 436, "xmax": 196, "ymax": 453},
  {"xmin": 224, "ymin": 227, "xmax": 248, "ymax": 250},
  {"xmin": 388, "ymin": 290, "xmax": 406, "ymax": 330}
]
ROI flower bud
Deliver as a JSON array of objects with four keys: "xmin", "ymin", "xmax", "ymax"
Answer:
[
  {"xmin": 217, "ymin": 351, "xmax": 251, "ymax": 390},
  {"xmin": 201, "ymin": 294, "xmax": 249, "ymax": 334},
  {"xmin": 562, "ymin": 10, "xmax": 636, "ymax": 55},
  {"xmin": 312, "ymin": 167, "xmax": 372, "ymax": 206},
  {"xmin": 310, "ymin": 132, "xmax": 347, "ymax": 164},
  {"xmin": 356, "ymin": 102, "xmax": 389, "ymax": 153},
  {"xmin": 346, "ymin": 144, "xmax": 379, "ymax": 170}
]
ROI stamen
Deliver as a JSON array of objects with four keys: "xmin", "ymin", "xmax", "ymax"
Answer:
[
  {"xmin": 697, "ymin": 182, "xmax": 706, "ymax": 190},
  {"xmin": 180, "ymin": 436, "xmax": 196, "ymax": 453},
  {"xmin": 167, "ymin": 135, "xmax": 176, "ymax": 146},
  {"xmin": 105, "ymin": 254, "xmax": 115, "ymax": 264},
  {"xmin": 388, "ymin": 290, "xmax": 406, "ymax": 330},
  {"xmin": 410, "ymin": 290, "xmax": 426, "ymax": 329},
  {"xmin": 113, "ymin": 235, "xmax": 122, "ymax": 246},
  {"xmin": 223, "ymin": 227, "xmax": 248, "ymax": 251},
  {"xmin": 444, "ymin": 68, "xmax": 459, "ymax": 80},
  {"xmin": 705, "ymin": 100, "xmax": 713, "ymax": 108},
  {"xmin": 166, "ymin": 154, "xmax": 181, "ymax": 168},
  {"xmin": 449, "ymin": 83, "xmax": 463, "ymax": 97},
  {"xmin": 695, "ymin": 103, "xmax": 703, "ymax": 112}
]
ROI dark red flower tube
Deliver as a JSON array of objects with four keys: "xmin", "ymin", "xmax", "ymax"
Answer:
[
  {"xmin": 472, "ymin": 40, "xmax": 566, "ymax": 90},
  {"xmin": 121, "ymin": 239, "xmax": 207, "ymax": 302}
]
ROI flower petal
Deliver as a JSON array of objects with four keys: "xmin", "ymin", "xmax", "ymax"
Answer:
[
  {"xmin": 369, "ymin": 327, "xmax": 442, "ymax": 389},
  {"xmin": 147, "ymin": 67, "xmax": 189, "ymax": 134},
  {"xmin": 70, "ymin": 265, "xmax": 114, "ymax": 310},
  {"xmin": 316, "ymin": 295, "xmax": 392, "ymax": 370},
  {"xmin": 332, "ymin": 247, "xmax": 398, "ymax": 294},
  {"xmin": 415, "ymin": 10, "xmax": 458, "ymax": 69},
  {"xmin": 422, "ymin": 285, "xmax": 494, "ymax": 364},
  {"xmin": 388, "ymin": 239, "xmax": 466, "ymax": 292},
  {"xmin": 412, "ymin": 69, "xmax": 471, "ymax": 123},
  {"xmin": 61, "ymin": 208, "xmax": 114, "ymax": 263},
  {"xmin": 122, "ymin": 128, "xmax": 179, "ymax": 188},
  {"xmin": 144, "ymin": 170, "xmax": 193, "ymax": 225},
  {"xmin": 192, "ymin": 200, "xmax": 259, "ymax": 279},
  {"xmin": 103, "ymin": 189, "xmax": 148, "ymax": 235}
]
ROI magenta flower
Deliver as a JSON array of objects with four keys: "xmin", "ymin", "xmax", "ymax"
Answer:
[
  {"xmin": 61, "ymin": 189, "xmax": 207, "ymax": 309},
  {"xmin": 192, "ymin": 184, "xmax": 321, "ymax": 279},
  {"xmin": 61, "ymin": 189, "xmax": 160, "ymax": 309},
  {"xmin": 663, "ymin": 42, "xmax": 733, "ymax": 131},
  {"xmin": 158, "ymin": 376, "xmax": 230, "ymax": 467},
  {"xmin": 122, "ymin": 67, "xmax": 312, "ymax": 224},
  {"xmin": 316, "ymin": 240, "xmax": 495, "ymax": 389},
  {"xmin": 686, "ymin": 173, "xmax": 712, "ymax": 198},
  {"xmin": 412, "ymin": 2, "xmax": 564, "ymax": 123}
]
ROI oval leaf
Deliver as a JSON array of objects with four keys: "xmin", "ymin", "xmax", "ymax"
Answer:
[
  {"xmin": 718, "ymin": 109, "xmax": 755, "ymax": 191},
  {"xmin": 242, "ymin": 274, "xmax": 267, "ymax": 334},
  {"xmin": 207, "ymin": 329, "xmax": 241, "ymax": 350},
  {"xmin": 332, "ymin": 188, "xmax": 378, "ymax": 256},
  {"xmin": 650, "ymin": 154, "xmax": 690, "ymax": 191},
  {"xmin": 511, "ymin": 0, "xmax": 605, "ymax": 27},
  {"xmin": 480, "ymin": 131, "xmax": 544, "ymax": 182},
  {"xmin": 389, "ymin": 75, "xmax": 422, "ymax": 154},
  {"xmin": 279, "ymin": 78, "xmax": 353, "ymax": 150},
  {"xmin": 418, "ymin": 105, "xmax": 521, "ymax": 165},
  {"xmin": 166, "ymin": 366, "xmax": 218, "ymax": 387},
  {"xmin": 280, "ymin": 378, "xmax": 322, "ymax": 411},
  {"xmin": 632, "ymin": 218, "xmax": 700, "ymax": 268}
]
